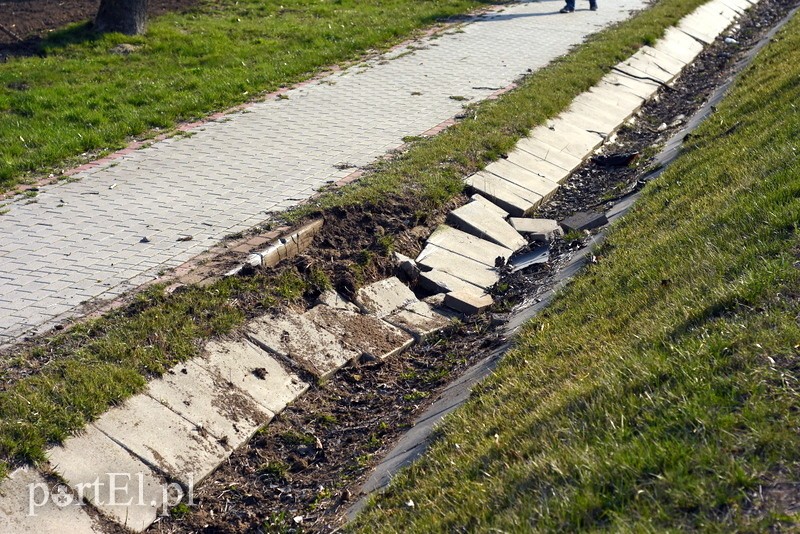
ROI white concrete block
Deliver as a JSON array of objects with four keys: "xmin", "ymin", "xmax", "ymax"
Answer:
[
  {"xmin": 416, "ymin": 245, "xmax": 500, "ymax": 289},
  {"xmin": 426, "ymin": 225, "xmax": 512, "ymax": 267},
  {"xmin": 447, "ymin": 200, "xmax": 527, "ymax": 251},
  {"xmin": 509, "ymin": 218, "xmax": 563, "ymax": 241},
  {"xmin": 385, "ymin": 301, "xmax": 451, "ymax": 340},
  {"xmin": 515, "ymin": 137, "xmax": 584, "ymax": 174},
  {"xmin": 470, "ymin": 194, "xmax": 509, "ymax": 219},
  {"xmin": 530, "ymin": 120, "xmax": 606, "ymax": 158},
  {"xmin": 653, "ymin": 27, "xmax": 705, "ymax": 64},
  {"xmin": 418, "ymin": 268, "xmax": 486, "ymax": 295},
  {"xmin": 465, "ymin": 171, "xmax": 543, "ymax": 216},
  {"xmin": 305, "ymin": 305, "xmax": 414, "ymax": 359},
  {"xmin": 354, "ymin": 276, "xmax": 418, "ymax": 317},
  {"xmin": 504, "ymin": 149, "xmax": 571, "ymax": 184}
]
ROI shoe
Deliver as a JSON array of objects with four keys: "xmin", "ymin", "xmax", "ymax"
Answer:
[
  {"xmin": 589, "ymin": 2, "xmax": 598, "ymax": 9},
  {"xmin": 559, "ymin": 6, "xmax": 575, "ymax": 12}
]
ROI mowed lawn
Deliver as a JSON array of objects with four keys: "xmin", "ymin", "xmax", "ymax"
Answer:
[{"xmin": 352, "ymin": 9, "xmax": 800, "ymax": 533}]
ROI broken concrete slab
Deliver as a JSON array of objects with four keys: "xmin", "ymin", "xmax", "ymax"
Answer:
[
  {"xmin": 47, "ymin": 426, "xmax": 166, "ymax": 532},
  {"xmin": 599, "ymin": 71, "xmax": 662, "ymax": 101},
  {"xmin": 447, "ymin": 200, "xmax": 527, "ymax": 251},
  {"xmin": 637, "ymin": 45, "xmax": 689, "ymax": 76},
  {"xmin": 196, "ymin": 339, "xmax": 308, "ymax": 414},
  {"xmin": 354, "ymin": 276, "xmax": 418, "ymax": 317},
  {"xmin": 514, "ymin": 137, "xmax": 584, "ymax": 174},
  {"xmin": 465, "ymin": 171, "xmax": 543, "ymax": 217},
  {"xmin": 562, "ymin": 102, "xmax": 628, "ymax": 136},
  {"xmin": 416, "ymin": 245, "xmax": 501, "ymax": 289},
  {"xmin": 504, "ymin": 149, "xmax": 571, "ymax": 185},
  {"xmin": 385, "ymin": 301, "xmax": 451, "ymax": 340},
  {"xmin": 426, "ymin": 225, "xmax": 512, "ymax": 267},
  {"xmin": 393, "ymin": 252, "xmax": 420, "ymax": 281},
  {"xmin": 305, "ymin": 305, "xmax": 414, "ymax": 360},
  {"xmin": 509, "ymin": 218, "xmax": 563, "ymax": 241},
  {"xmin": 316, "ymin": 290, "xmax": 360, "ymax": 312},
  {"xmin": 586, "ymin": 85, "xmax": 647, "ymax": 117},
  {"xmin": 146, "ymin": 358, "xmax": 274, "ymax": 447},
  {"xmin": 616, "ymin": 55, "xmax": 677, "ymax": 85},
  {"xmin": 571, "ymin": 91, "xmax": 642, "ymax": 126},
  {"xmin": 418, "ymin": 268, "xmax": 486, "ymax": 295},
  {"xmin": 509, "ymin": 244, "xmax": 550, "ymax": 272},
  {"xmin": 678, "ymin": 15, "xmax": 722, "ymax": 44},
  {"xmin": 654, "ymin": 27, "xmax": 706, "ymax": 64},
  {"xmin": 444, "ymin": 291, "xmax": 494, "ymax": 315},
  {"xmin": 470, "ymin": 194, "xmax": 509, "ymax": 219},
  {"xmin": 247, "ymin": 314, "xmax": 360, "ymax": 379},
  {"xmin": 561, "ymin": 211, "xmax": 609, "ymax": 232},
  {"xmin": 93, "ymin": 394, "xmax": 228, "ymax": 486},
  {"xmin": 530, "ymin": 120, "xmax": 606, "ymax": 158},
  {"xmin": 0, "ymin": 466, "xmax": 104, "ymax": 534}
]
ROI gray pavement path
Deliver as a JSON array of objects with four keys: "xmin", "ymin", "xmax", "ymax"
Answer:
[{"xmin": 0, "ymin": 0, "xmax": 646, "ymax": 347}]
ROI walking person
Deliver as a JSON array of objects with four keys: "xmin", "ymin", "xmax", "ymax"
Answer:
[{"xmin": 560, "ymin": 0, "xmax": 597, "ymax": 12}]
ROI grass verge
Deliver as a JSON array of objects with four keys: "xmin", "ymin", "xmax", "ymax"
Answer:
[
  {"xmin": 351, "ymin": 10, "xmax": 800, "ymax": 531},
  {"xmin": 0, "ymin": 0, "xmax": 711, "ymax": 479}
]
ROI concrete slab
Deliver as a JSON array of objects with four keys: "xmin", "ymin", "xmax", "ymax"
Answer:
[
  {"xmin": 616, "ymin": 55, "xmax": 677, "ymax": 85},
  {"xmin": 443, "ymin": 291, "xmax": 493, "ymax": 315},
  {"xmin": 652, "ymin": 27, "xmax": 705, "ymax": 64},
  {"xmin": 571, "ymin": 91, "xmax": 642, "ymax": 126},
  {"xmin": 247, "ymin": 314, "xmax": 360, "ymax": 379},
  {"xmin": 316, "ymin": 290, "xmax": 360, "ymax": 312},
  {"xmin": 354, "ymin": 276, "xmax": 418, "ymax": 317},
  {"xmin": 637, "ymin": 45, "xmax": 689, "ymax": 75},
  {"xmin": 93, "ymin": 394, "xmax": 228, "ymax": 486},
  {"xmin": 563, "ymin": 101, "xmax": 629, "ymax": 135},
  {"xmin": 509, "ymin": 218, "xmax": 563, "ymax": 241},
  {"xmin": 678, "ymin": 16, "xmax": 721, "ymax": 44},
  {"xmin": 416, "ymin": 245, "xmax": 500, "ymax": 289},
  {"xmin": 485, "ymin": 159, "xmax": 560, "ymax": 201},
  {"xmin": 418, "ymin": 268, "xmax": 486, "ymax": 295},
  {"xmin": 426, "ymin": 225, "xmax": 512, "ymax": 267},
  {"xmin": 470, "ymin": 194, "xmax": 509, "ymax": 219},
  {"xmin": 504, "ymin": 149, "xmax": 571, "ymax": 184},
  {"xmin": 599, "ymin": 71, "xmax": 662, "ymax": 100},
  {"xmin": 465, "ymin": 171, "xmax": 543, "ymax": 217},
  {"xmin": 48, "ymin": 426, "xmax": 166, "ymax": 532},
  {"xmin": 696, "ymin": 1, "xmax": 739, "ymax": 23},
  {"xmin": 530, "ymin": 120, "xmax": 605, "ymax": 158},
  {"xmin": 447, "ymin": 200, "xmax": 527, "ymax": 251},
  {"xmin": 715, "ymin": 0, "xmax": 749, "ymax": 14},
  {"xmin": 385, "ymin": 301, "xmax": 451, "ymax": 340},
  {"xmin": 147, "ymin": 359, "xmax": 274, "ymax": 447},
  {"xmin": 561, "ymin": 211, "xmax": 609, "ymax": 232},
  {"xmin": 515, "ymin": 137, "xmax": 584, "ymax": 174},
  {"xmin": 0, "ymin": 466, "xmax": 103, "ymax": 533},
  {"xmin": 305, "ymin": 305, "xmax": 414, "ymax": 360},
  {"xmin": 196, "ymin": 339, "xmax": 308, "ymax": 414},
  {"xmin": 586, "ymin": 84, "xmax": 647, "ymax": 116}
]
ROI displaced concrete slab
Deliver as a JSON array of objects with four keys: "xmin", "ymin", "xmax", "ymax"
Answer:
[
  {"xmin": 509, "ymin": 244, "xmax": 550, "ymax": 272},
  {"xmin": 637, "ymin": 46, "xmax": 689, "ymax": 76},
  {"xmin": 504, "ymin": 149, "xmax": 571, "ymax": 184},
  {"xmin": 354, "ymin": 276, "xmax": 418, "ymax": 317},
  {"xmin": 465, "ymin": 171, "xmax": 543, "ymax": 217},
  {"xmin": 561, "ymin": 211, "xmax": 609, "ymax": 232},
  {"xmin": 305, "ymin": 305, "xmax": 414, "ymax": 360},
  {"xmin": 0, "ymin": 467, "xmax": 104, "ymax": 533},
  {"xmin": 530, "ymin": 120, "xmax": 605, "ymax": 158},
  {"xmin": 515, "ymin": 137, "xmax": 584, "ymax": 174},
  {"xmin": 247, "ymin": 314, "xmax": 360, "ymax": 379},
  {"xmin": 470, "ymin": 194, "xmax": 509, "ymax": 219},
  {"xmin": 444, "ymin": 291, "xmax": 494, "ymax": 315},
  {"xmin": 509, "ymin": 218, "xmax": 563, "ymax": 241},
  {"xmin": 419, "ymin": 268, "xmax": 486, "ymax": 295},
  {"xmin": 385, "ymin": 301, "xmax": 451, "ymax": 340},
  {"xmin": 48, "ymin": 426, "xmax": 166, "ymax": 533},
  {"xmin": 599, "ymin": 71, "xmax": 662, "ymax": 100},
  {"xmin": 447, "ymin": 200, "xmax": 527, "ymax": 251},
  {"xmin": 316, "ymin": 290, "xmax": 360, "ymax": 312},
  {"xmin": 654, "ymin": 27, "xmax": 706, "ymax": 64},
  {"xmin": 93, "ymin": 394, "xmax": 228, "ymax": 486},
  {"xmin": 678, "ymin": 15, "xmax": 722, "ymax": 44},
  {"xmin": 417, "ymin": 245, "xmax": 501, "ymax": 289},
  {"xmin": 147, "ymin": 359, "xmax": 274, "ymax": 447},
  {"xmin": 485, "ymin": 159, "xmax": 560, "ymax": 202},
  {"xmin": 196, "ymin": 339, "xmax": 308, "ymax": 414},
  {"xmin": 426, "ymin": 225, "xmax": 512, "ymax": 267},
  {"xmin": 616, "ymin": 55, "xmax": 677, "ymax": 85}
]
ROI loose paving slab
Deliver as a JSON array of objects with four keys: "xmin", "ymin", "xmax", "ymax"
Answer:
[
  {"xmin": 600, "ymin": 71, "xmax": 662, "ymax": 100},
  {"xmin": 470, "ymin": 194, "xmax": 510, "ymax": 219},
  {"xmin": 426, "ymin": 225, "xmax": 513, "ymax": 267},
  {"xmin": 305, "ymin": 305, "xmax": 414, "ymax": 360},
  {"xmin": 654, "ymin": 26, "xmax": 707, "ymax": 64},
  {"xmin": 570, "ymin": 92, "xmax": 642, "ymax": 127},
  {"xmin": 465, "ymin": 171, "xmax": 543, "ymax": 216},
  {"xmin": 0, "ymin": 467, "xmax": 103, "ymax": 533},
  {"xmin": 385, "ymin": 301, "xmax": 452, "ymax": 340},
  {"xmin": 447, "ymin": 200, "xmax": 527, "ymax": 251},
  {"xmin": 443, "ymin": 291, "xmax": 494, "ymax": 315},
  {"xmin": 354, "ymin": 276, "xmax": 419, "ymax": 317},
  {"xmin": 48, "ymin": 426, "xmax": 167, "ymax": 532},
  {"xmin": 93, "ymin": 394, "xmax": 228, "ymax": 487},
  {"xmin": 485, "ymin": 158, "xmax": 561, "ymax": 201},
  {"xmin": 247, "ymin": 315, "xmax": 360, "ymax": 379},
  {"xmin": 504, "ymin": 149, "xmax": 571, "ymax": 185},
  {"xmin": 509, "ymin": 218, "xmax": 563, "ymax": 241},
  {"xmin": 316, "ymin": 290, "xmax": 360, "ymax": 312},
  {"xmin": 529, "ymin": 120, "xmax": 606, "ymax": 158},
  {"xmin": 515, "ymin": 137, "xmax": 584, "ymax": 174},
  {"xmin": 561, "ymin": 104, "xmax": 626, "ymax": 137},
  {"xmin": 416, "ymin": 245, "xmax": 501, "ymax": 289},
  {"xmin": 418, "ymin": 268, "xmax": 486, "ymax": 295},
  {"xmin": 561, "ymin": 211, "xmax": 609, "ymax": 232},
  {"xmin": 615, "ymin": 55, "xmax": 678, "ymax": 85},
  {"xmin": 637, "ymin": 45, "xmax": 689, "ymax": 76}
]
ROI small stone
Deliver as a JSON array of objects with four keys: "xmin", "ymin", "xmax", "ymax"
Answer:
[
  {"xmin": 657, "ymin": 123, "xmax": 668, "ymax": 132},
  {"xmin": 139, "ymin": 236, "xmax": 150, "ymax": 243}
]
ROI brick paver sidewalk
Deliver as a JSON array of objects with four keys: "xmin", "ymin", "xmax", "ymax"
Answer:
[{"xmin": 0, "ymin": 0, "xmax": 645, "ymax": 347}]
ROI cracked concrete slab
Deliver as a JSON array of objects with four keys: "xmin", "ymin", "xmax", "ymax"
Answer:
[
  {"xmin": 465, "ymin": 171, "xmax": 544, "ymax": 216},
  {"xmin": 354, "ymin": 276, "xmax": 419, "ymax": 317},
  {"xmin": 530, "ymin": 120, "xmax": 606, "ymax": 158},
  {"xmin": 384, "ymin": 301, "xmax": 452, "ymax": 340},
  {"xmin": 305, "ymin": 305, "xmax": 414, "ymax": 359},
  {"xmin": 504, "ymin": 149, "xmax": 571, "ymax": 185}
]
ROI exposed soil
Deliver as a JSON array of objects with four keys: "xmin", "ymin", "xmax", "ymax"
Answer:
[{"xmin": 135, "ymin": 0, "xmax": 800, "ymax": 532}]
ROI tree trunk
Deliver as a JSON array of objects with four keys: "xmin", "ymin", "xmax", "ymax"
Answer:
[{"xmin": 94, "ymin": 0, "xmax": 148, "ymax": 35}]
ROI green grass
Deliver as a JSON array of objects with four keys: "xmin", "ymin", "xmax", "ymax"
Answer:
[
  {"xmin": 0, "ymin": 0, "xmax": 492, "ymax": 190},
  {"xmin": 0, "ymin": 0, "xmax": 712, "ymax": 479},
  {"xmin": 351, "ymin": 12, "xmax": 800, "ymax": 532}
]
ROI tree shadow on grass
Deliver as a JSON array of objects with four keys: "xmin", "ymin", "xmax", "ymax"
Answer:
[{"xmin": 0, "ymin": 21, "xmax": 100, "ymax": 61}]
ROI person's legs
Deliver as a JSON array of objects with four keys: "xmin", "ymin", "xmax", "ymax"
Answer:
[
  {"xmin": 560, "ymin": 0, "xmax": 575, "ymax": 12},
  {"xmin": 589, "ymin": 0, "xmax": 598, "ymax": 10}
]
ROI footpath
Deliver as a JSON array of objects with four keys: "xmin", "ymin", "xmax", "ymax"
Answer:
[{"xmin": 0, "ymin": 0, "xmax": 646, "ymax": 348}]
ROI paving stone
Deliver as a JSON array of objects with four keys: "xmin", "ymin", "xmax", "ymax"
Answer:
[
  {"xmin": 443, "ymin": 291, "xmax": 494, "ymax": 315},
  {"xmin": 561, "ymin": 211, "xmax": 609, "ymax": 232},
  {"xmin": 529, "ymin": 120, "xmax": 605, "ymax": 158},
  {"xmin": 418, "ymin": 268, "xmax": 485, "ymax": 295},
  {"xmin": 561, "ymin": 103, "xmax": 626, "ymax": 136},
  {"xmin": 485, "ymin": 158, "xmax": 561, "ymax": 200},
  {"xmin": 678, "ymin": 15, "xmax": 721, "ymax": 44},
  {"xmin": 247, "ymin": 315, "xmax": 360, "ymax": 379},
  {"xmin": 48, "ymin": 426, "xmax": 167, "ymax": 532},
  {"xmin": 654, "ymin": 26, "xmax": 706, "ymax": 64},
  {"xmin": 514, "ymin": 137, "xmax": 584, "ymax": 174},
  {"xmin": 384, "ymin": 301, "xmax": 451, "ymax": 340},
  {"xmin": 0, "ymin": 466, "xmax": 103, "ymax": 533},
  {"xmin": 447, "ymin": 201, "xmax": 527, "ymax": 251},
  {"xmin": 416, "ymin": 245, "xmax": 500, "ymax": 289},
  {"xmin": 598, "ymin": 72, "xmax": 662, "ymax": 101},
  {"xmin": 93, "ymin": 394, "xmax": 228, "ymax": 487},
  {"xmin": 146, "ymin": 359, "xmax": 274, "ymax": 448},
  {"xmin": 470, "ymin": 194, "xmax": 509, "ymax": 219},
  {"xmin": 354, "ymin": 276, "xmax": 418, "ymax": 317},
  {"xmin": 636, "ymin": 45, "xmax": 688, "ymax": 76},
  {"xmin": 316, "ymin": 290, "xmax": 360, "ymax": 312},
  {"xmin": 509, "ymin": 218, "xmax": 563, "ymax": 241},
  {"xmin": 305, "ymin": 305, "xmax": 414, "ymax": 359},
  {"xmin": 616, "ymin": 55, "xmax": 676, "ymax": 85},
  {"xmin": 586, "ymin": 84, "xmax": 647, "ymax": 116},
  {"xmin": 465, "ymin": 171, "xmax": 543, "ymax": 217},
  {"xmin": 571, "ymin": 91, "xmax": 642, "ymax": 126},
  {"xmin": 504, "ymin": 149, "xmax": 571, "ymax": 184},
  {"xmin": 426, "ymin": 225, "xmax": 512, "ymax": 267}
]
